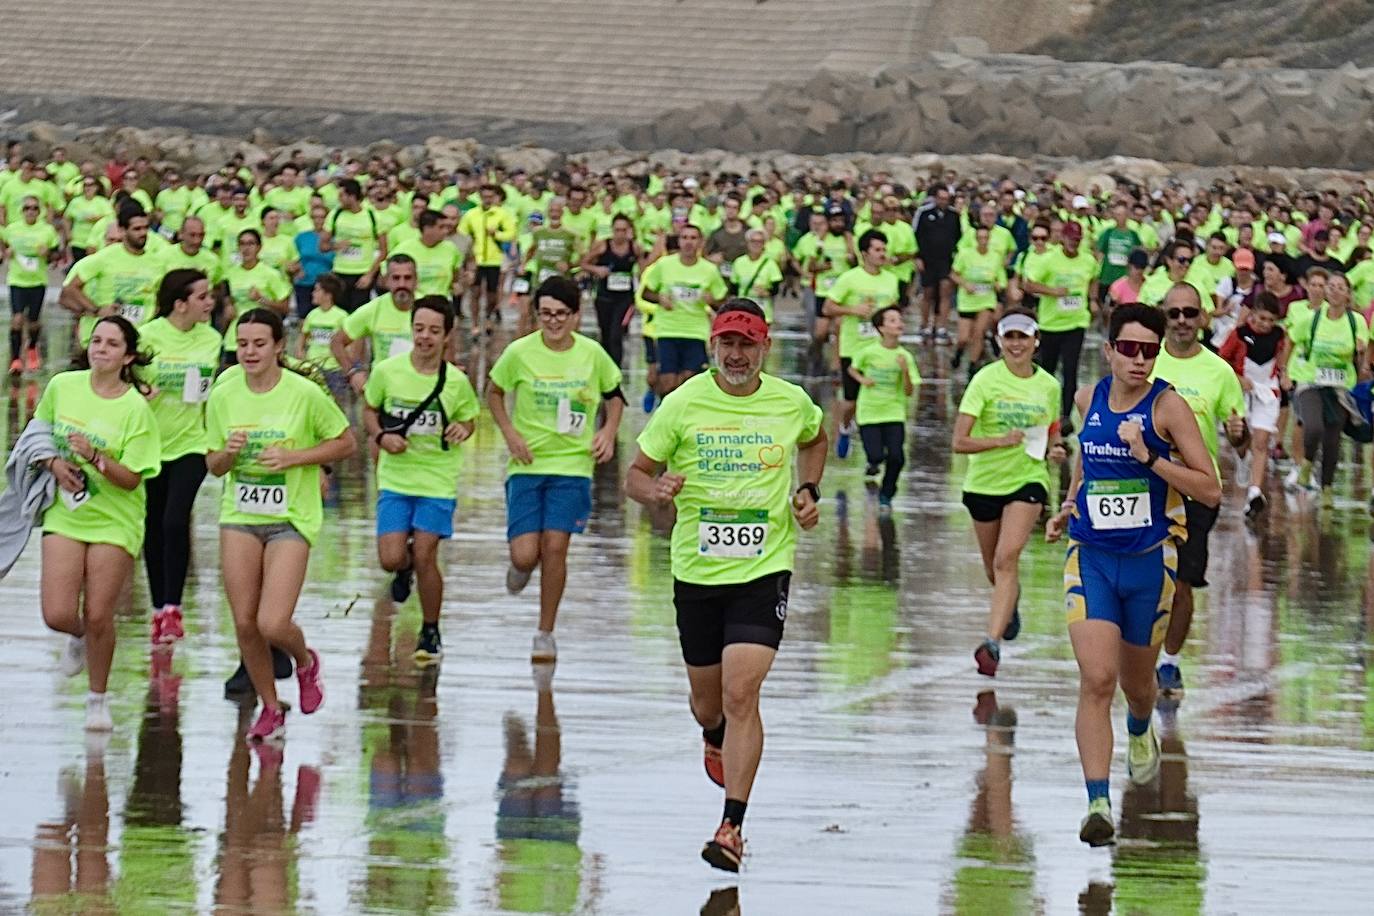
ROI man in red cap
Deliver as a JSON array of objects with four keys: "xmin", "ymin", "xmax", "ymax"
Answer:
[{"xmin": 626, "ymin": 298, "xmax": 827, "ymax": 873}]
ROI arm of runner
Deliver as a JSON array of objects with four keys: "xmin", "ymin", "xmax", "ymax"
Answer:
[
  {"xmin": 1047, "ymin": 384, "xmax": 1092, "ymax": 541},
  {"xmin": 206, "ymin": 429, "xmax": 248, "ymax": 477},
  {"xmin": 847, "ymin": 361, "xmax": 874, "ymax": 387},
  {"xmin": 951, "ymin": 413, "xmax": 1025, "ymax": 453},
  {"xmin": 591, "ymin": 392, "xmax": 625, "ymax": 464},
  {"xmin": 580, "ymin": 240, "xmax": 610, "ymax": 277},
  {"xmin": 258, "ymin": 427, "xmax": 356, "ymax": 470},
  {"xmin": 625, "ymin": 448, "xmax": 683, "ymax": 506},
  {"xmin": 59, "ymin": 273, "xmax": 98, "ymax": 316},
  {"xmin": 486, "ymin": 381, "xmax": 533, "ymax": 464},
  {"xmin": 1147, "ymin": 389, "xmax": 1223, "ymax": 507},
  {"xmin": 791, "ymin": 430, "xmax": 828, "ymax": 530},
  {"xmin": 65, "ymin": 433, "xmax": 143, "ymax": 491}
]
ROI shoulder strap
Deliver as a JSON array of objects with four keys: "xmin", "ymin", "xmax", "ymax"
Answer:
[{"xmin": 382, "ymin": 361, "xmax": 451, "ymax": 449}]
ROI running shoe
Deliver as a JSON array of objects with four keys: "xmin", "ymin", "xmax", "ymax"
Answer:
[
  {"xmin": 935, "ymin": 327, "xmax": 952, "ymax": 345},
  {"xmin": 153, "ymin": 606, "xmax": 184, "ymax": 645},
  {"xmin": 414, "ymin": 626, "xmax": 442, "ymax": 663},
  {"xmin": 864, "ymin": 464, "xmax": 881, "ymax": 481},
  {"xmin": 704, "ymin": 740, "xmax": 725, "ymax": 788},
  {"xmin": 8, "ymin": 357, "xmax": 21, "ymax": 376},
  {"xmin": 642, "ymin": 388, "xmax": 656, "ymax": 413},
  {"xmin": 701, "ymin": 821, "xmax": 745, "ymax": 873},
  {"xmin": 1156, "ymin": 662, "xmax": 1183, "ymax": 694},
  {"xmin": 60, "ymin": 635, "xmax": 87, "ymax": 678},
  {"xmin": 296, "ymin": 648, "xmax": 324, "ymax": 714},
  {"xmin": 506, "ymin": 563, "xmax": 532, "ymax": 595},
  {"xmin": 1245, "ymin": 489, "xmax": 1267, "ymax": 519},
  {"xmin": 1283, "ymin": 466, "xmax": 1300, "ymax": 492},
  {"xmin": 877, "ymin": 496, "xmax": 893, "ymax": 516},
  {"xmin": 390, "ymin": 565, "xmax": 414, "ymax": 603},
  {"xmin": 85, "ymin": 693, "xmax": 113, "ymax": 732},
  {"xmin": 24, "ymin": 346, "xmax": 40, "ymax": 372},
  {"xmin": 1079, "ymin": 797, "xmax": 1114, "ymax": 847},
  {"xmin": 1002, "ymin": 587, "xmax": 1022, "ymax": 641},
  {"xmin": 1127, "ymin": 717, "xmax": 1161, "ymax": 785},
  {"xmin": 836, "ymin": 430, "xmax": 851, "ymax": 459},
  {"xmin": 974, "ymin": 639, "xmax": 1000, "ymax": 677},
  {"xmin": 246, "ymin": 704, "xmax": 286, "ymax": 742},
  {"xmin": 531, "ymin": 631, "xmax": 557, "ymax": 664}
]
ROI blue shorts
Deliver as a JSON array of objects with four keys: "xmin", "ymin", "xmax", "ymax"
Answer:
[
  {"xmin": 1064, "ymin": 539, "xmax": 1177, "ymax": 647},
  {"xmin": 656, "ymin": 337, "xmax": 708, "ymax": 375},
  {"xmin": 376, "ymin": 490, "xmax": 456, "ymax": 538},
  {"xmin": 505, "ymin": 474, "xmax": 591, "ymax": 540}
]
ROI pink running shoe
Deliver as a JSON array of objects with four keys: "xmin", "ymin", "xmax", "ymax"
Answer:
[
  {"xmin": 297, "ymin": 648, "xmax": 324, "ymax": 714},
  {"xmin": 154, "ymin": 606, "xmax": 184, "ymax": 644},
  {"xmin": 247, "ymin": 704, "xmax": 286, "ymax": 742}
]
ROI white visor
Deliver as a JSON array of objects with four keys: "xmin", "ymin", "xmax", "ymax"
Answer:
[{"xmin": 997, "ymin": 314, "xmax": 1039, "ymax": 337}]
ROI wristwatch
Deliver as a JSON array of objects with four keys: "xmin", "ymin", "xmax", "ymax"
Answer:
[
  {"xmin": 796, "ymin": 482, "xmax": 821, "ymax": 503},
  {"xmin": 1142, "ymin": 448, "xmax": 1160, "ymax": 469}
]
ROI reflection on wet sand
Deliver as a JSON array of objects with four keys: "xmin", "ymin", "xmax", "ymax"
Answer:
[
  {"xmin": 30, "ymin": 740, "xmax": 111, "ymax": 914},
  {"xmin": 357, "ymin": 597, "xmax": 454, "ymax": 914},
  {"xmin": 946, "ymin": 692, "xmax": 1038, "ymax": 914},
  {"xmin": 493, "ymin": 672, "xmax": 592, "ymax": 914}
]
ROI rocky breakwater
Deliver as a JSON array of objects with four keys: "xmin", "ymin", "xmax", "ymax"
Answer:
[{"xmin": 622, "ymin": 51, "xmax": 1374, "ymax": 169}]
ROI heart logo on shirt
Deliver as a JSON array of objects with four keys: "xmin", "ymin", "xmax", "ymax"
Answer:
[{"xmin": 758, "ymin": 444, "xmax": 785, "ymax": 468}]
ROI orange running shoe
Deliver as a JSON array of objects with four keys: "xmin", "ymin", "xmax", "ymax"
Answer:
[
  {"xmin": 704, "ymin": 740, "xmax": 725, "ymax": 788},
  {"xmin": 701, "ymin": 820, "xmax": 744, "ymax": 873}
]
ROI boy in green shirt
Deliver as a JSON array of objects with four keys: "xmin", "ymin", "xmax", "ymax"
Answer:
[{"xmin": 848, "ymin": 307, "xmax": 920, "ymax": 510}]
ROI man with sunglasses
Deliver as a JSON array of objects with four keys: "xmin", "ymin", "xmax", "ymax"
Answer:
[
  {"xmin": 1139, "ymin": 241, "xmax": 1212, "ymax": 310},
  {"xmin": 1148, "ymin": 284, "xmax": 1247, "ymax": 699},
  {"xmin": 488, "ymin": 275, "xmax": 624, "ymax": 664},
  {"xmin": 1047, "ymin": 304, "xmax": 1220, "ymax": 848},
  {"xmin": 626, "ymin": 300, "xmax": 826, "ymax": 873}
]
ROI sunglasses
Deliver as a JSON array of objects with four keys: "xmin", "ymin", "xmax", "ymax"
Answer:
[
  {"xmin": 1174, "ymin": 256, "xmax": 1193, "ymax": 265},
  {"xmin": 1031, "ymin": 234, "xmax": 1049, "ymax": 242},
  {"xmin": 1166, "ymin": 306, "xmax": 1202, "ymax": 320},
  {"xmin": 1111, "ymin": 339, "xmax": 1161, "ymax": 359}
]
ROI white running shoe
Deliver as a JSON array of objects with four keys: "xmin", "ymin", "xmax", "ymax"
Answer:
[
  {"xmin": 60, "ymin": 635, "xmax": 87, "ymax": 678},
  {"xmin": 85, "ymin": 693, "xmax": 113, "ymax": 732},
  {"xmin": 531, "ymin": 630, "xmax": 557, "ymax": 664},
  {"xmin": 506, "ymin": 564, "xmax": 532, "ymax": 595}
]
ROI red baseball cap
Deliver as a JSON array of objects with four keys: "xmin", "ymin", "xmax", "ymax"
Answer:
[{"xmin": 710, "ymin": 309, "xmax": 769, "ymax": 343}]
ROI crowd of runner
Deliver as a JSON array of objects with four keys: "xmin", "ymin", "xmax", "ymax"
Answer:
[{"xmin": 3, "ymin": 138, "xmax": 1372, "ymax": 866}]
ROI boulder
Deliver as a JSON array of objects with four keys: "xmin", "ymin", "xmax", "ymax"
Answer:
[{"xmin": 946, "ymin": 36, "xmax": 989, "ymax": 56}]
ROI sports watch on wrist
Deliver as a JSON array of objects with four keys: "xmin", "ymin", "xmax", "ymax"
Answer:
[{"xmin": 796, "ymin": 482, "xmax": 821, "ymax": 503}]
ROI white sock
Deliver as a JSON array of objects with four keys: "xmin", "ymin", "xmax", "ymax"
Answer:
[
  {"xmin": 1247, "ymin": 485, "xmax": 1262, "ymax": 499},
  {"xmin": 1159, "ymin": 651, "xmax": 1180, "ymax": 667},
  {"xmin": 86, "ymin": 691, "xmax": 106, "ymax": 705}
]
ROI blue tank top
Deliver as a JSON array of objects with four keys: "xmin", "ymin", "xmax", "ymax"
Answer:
[{"xmin": 1069, "ymin": 377, "xmax": 1186, "ymax": 553}]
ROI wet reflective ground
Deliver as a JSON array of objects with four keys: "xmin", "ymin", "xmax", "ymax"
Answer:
[{"xmin": 1, "ymin": 299, "xmax": 1372, "ymax": 914}]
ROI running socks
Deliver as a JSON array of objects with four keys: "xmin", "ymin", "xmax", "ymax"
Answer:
[
  {"xmin": 1158, "ymin": 650, "xmax": 1180, "ymax": 667},
  {"xmin": 1086, "ymin": 778, "xmax": 1109, "ymax": 803},
  {"xmin": 723, "ymin": 798, "xmax": 748, "ymax": 829},
  {"xmin": 703, "ymin": 719, "xmax": 726, "ymax": 749},
  {"xmin": 1126, "ymin": 710, "xmax": 1150, "ymax": 737}
]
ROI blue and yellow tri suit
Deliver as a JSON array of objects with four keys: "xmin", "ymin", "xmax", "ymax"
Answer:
[{"xmin": 1065, "ymin": 377, "xmax": 1187, "ymax": 647}]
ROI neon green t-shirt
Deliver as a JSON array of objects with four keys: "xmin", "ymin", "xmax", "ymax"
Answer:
[
  {"xmin": 205, "ymin": 366, "xmax": 350, "ymax": 544},
  {"xmin": 222, "ymin": 262, "xmax": 291, "ymax": 353},
  {"xmin": 63, "ymin": 195, "xmax": 115, "ymax": 251},
  {"xmin": 36, "ymin": 370, "xmax": 161, "ymax": 555},
  {"xmin": 639, "ymin": 254, "xmax": 727, "ymax": 342},
  {"xmin": 136, "ymin": 317, "xmax": 223, "ymax": 461},
  {"xmin": 157, "ymin": 243, "xmax": 222, "ymax": 285},
  {"xmin": 729, "ymin": 253, "xmax": 783, "ymax": 322},
  {"xmin": 69, "ymin": 243, "xmax": 163, "ymax": 342},
  {"xmin": 154, "ymin": 186, "xmax": 194, "ymax": 235},
  {"xmin": 852, "ymin": 342, "xmax": 921, "ymax": 425},
  {"xmin": 1186, "ymin": 255, "xmax": 1235, "ymax": 301},
  {"xmin": 259, "ymin": 233, "xmax": 296, "ymax": 275},
  {"xmin": 1150, "ymin": 345, "xmax": 1247, "ymax": 472},
  {"xmin": 2, "ymin": 219, "xmax": 60, "ymax": 288},
  {"xmin": 343, "ymin": 293, "xmax": 414, "ymax": 364},
  {"xmin": 328, "ymin": 207, "xmax": 381, "ymax": 275},
  {"xmin": 637, "ymin": 371, "xmax": 824, "ymax": 585},
  {"xmin": 488, "ymin": 331, "xmax": 623, "ymax": 478},
  {"xmin": 1138, "ymin": 270, "xmax": 1213, "ymax": 312},
  {"xmin": 827, "ymin": 265, "xmax": 898, "ymax": 358},
  {"xmin": 951, "ymin": 246, "xmax": 1007, "ymax": 313},
  {"xmin": 391, "ymin": 238, "xmax": 464, "ymax": 297},
  {"xmin": 301, "ymin": 305, "xmax": 347, "ymax": 370},
  {"xmin": 793, "ymin": 231, "xmax": 852, "ymax": 297},
  {"xmin": 1347, "ymin": 259, "xmax": 1374, "ymax": 308},
  {"xmin": 957, "ymin": 361, "xmax": 1061, "ymax": 496},
  {"xmin": 876, "ymin": 220, "xmax": 918, "ymax": 282},
  {"xmin": 1026, "ymin": 247, "xmax": 1096, "ymax": 332},
  {"xmin": 1286, "ymin": 306, "xmax": 1369, "ymax": 389},
  {"xmin": 364, "ymin": 354, "xmax": 481, "ymax": 498}
]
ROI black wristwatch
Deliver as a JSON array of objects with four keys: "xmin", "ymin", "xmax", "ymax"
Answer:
[
  {"xmin": 796, "ymin": 482, "xmax": 821, "ymax": 503},
  {"xmin": 1142, "ymin": 448, "xmax": 1160, "ymax": 469}
]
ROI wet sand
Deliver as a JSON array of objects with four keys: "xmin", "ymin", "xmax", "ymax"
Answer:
[{"xmin": 0, "ymin": 302, "xmax": 1371, "ymax": 914}]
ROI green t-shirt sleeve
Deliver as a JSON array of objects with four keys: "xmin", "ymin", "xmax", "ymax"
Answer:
[
  {"xmin": 957, "ymin": 370, "xmax": 986, "ymax": 416},
  {"xmin": 1222, "ymin": 368, "xmax": 1246, "ymax": 419},
  {"xmin": 709, "ymin": 269, "xmax": 728, "ymax": 300},
  {"xmin": 636, "ymin": 396, "xmax": 681, "ymax": 463},
  {"xmin": 596, "ymin": 346, "xmax": 624, "ymax": 394},
  {"xmin": 798, "ymin": 390, "xmax": 824, "ymax": 443},
  {"xmin": 488, "ymin": 346, "xmax": 518, "ymax": 392},
  {"xmin": 118, "ymin": 401, "xmax": 163, "ymax": 478},
  {"xmin": 267, "ymin": 269, "xmax": 291, "ymax": 300},
  {"xmin": 307, "ymin": 380, "xmax": 350, "ymax": 442},
  {"xmin": 640, "ymin": 259, "xmax": 662, "ymax": 293},
  {"xmin": 904, "ymin": 348, "xmax": 922, "ymax": 385},
  {"xmin": 205, "ymin": 388, "xmax": 227, "ymax": 451},
  {"xmin": 362, "ymin": 365, "xmax": 385, "ymax": 409},
  {"xmin": 341, "ymin": 300, "xmax": 374, "ymax": 341},
  {"xmin": 449, "ymin": 374, "xmax": 480, "ymax": 422}
]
